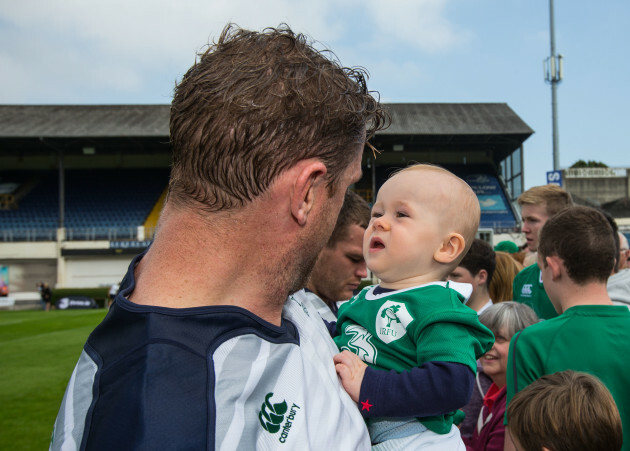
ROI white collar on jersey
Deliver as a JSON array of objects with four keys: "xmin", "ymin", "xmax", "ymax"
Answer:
[{"xmin": 363, "ymin": 281, "xmax": 473, "ymax": 302}]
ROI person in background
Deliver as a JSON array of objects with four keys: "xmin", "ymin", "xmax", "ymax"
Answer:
[
  {"xmin": 462, "ymin": 302, "xmax": 537, "ymax": 451},
  {"xmin": 509, "ymin": 244, "xmax": 528, "ymax": 266},
  {"xmin": 493, "ymin": 240, "xmax": 519, "ymax": 255},
  {"xmin": 505, "ymin": 206, "xmax": 630, "ymax": 451},
  {"xmin": 51, "ymin": 23, "xmax": 386, "ymax": 450},
  {"xmin": 608, "ymin": 231, "xmax": 630, "ymax": 307},
  {"xmin": 507, "ymin": 370, "xmax": 622, "ymax": 451},
  {"xmin": 37, "ymin": 282, "xmax": 52, "ymax": 311},
  {"xmin": 0, "ymin": 280, "xmax": 8, "ymax": 297},
  {"xmin": 488, "ymin": 252, "xmax": 523, "ymax": 303},
  {"xmin": 512, "ymin": 185, "xmax": 573, "ymax": 319},
  {"xmin": 448, "ymin": 238, "xmax": 496, "ymax": 314},
  {"xmin": 303, "ymin": 190, "xmax": 370, "ymax": 321},
  {"xmin": 617, "ymin": 232, "xmax": 629, "ymax": 271},
  {"xmin": 447, "ymin": 238, "xmax": 497, "ymax": 439},
  {"xmin": 107, "ymin": 282, "xmax": 120, "ymax": 308}
]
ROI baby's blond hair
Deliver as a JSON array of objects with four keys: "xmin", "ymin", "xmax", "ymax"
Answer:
[{"xmin": 397, "ymin": 164, "xmax": 480, "ymax": 267}]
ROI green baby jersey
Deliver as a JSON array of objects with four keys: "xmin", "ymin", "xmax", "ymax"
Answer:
[
  {"xmin": 506, "ymin": 305, "xmax": 630, "ymax": 450},
  {"xmin": 512, "ymin": 263, "xmax": 558, "ymax": 319},
  {"xmin": 334, "ymin": 282, "xmax": 494, "ymax": 434}
]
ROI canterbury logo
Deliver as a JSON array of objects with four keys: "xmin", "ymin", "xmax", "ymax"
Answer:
[{"xmin": 258, "ymin": 393, "xmax": 288, "ymax": 433}]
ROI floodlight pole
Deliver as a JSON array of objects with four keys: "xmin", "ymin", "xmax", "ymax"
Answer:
[{"xmin": 545, "ymin": 0, "xmax": 562, "ymax": 171}]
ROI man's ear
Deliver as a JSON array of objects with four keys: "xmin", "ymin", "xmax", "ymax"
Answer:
[
  {"xmin": 476, "ymin": 269, "xmax": 488, "ymax": 286},
  {"xmin": 545, "ymin": 255, "xmax": 564, "ymax": 281},
  {"xmin": 291, "ymin": 160, "xmax": 328, "ymax": 226},
  {"xmin": 434, "ymin": 233, "xmax": 466, "ymax": 264}
]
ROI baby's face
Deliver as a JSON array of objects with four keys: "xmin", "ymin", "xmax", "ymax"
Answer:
[{"xmin": 364, "ymin": 169, "xmax": 449, "ymax": 285}]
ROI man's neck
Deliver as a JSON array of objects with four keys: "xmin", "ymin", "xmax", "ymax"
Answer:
[
  {"xmin": 556, "ymin": 281, "xmax": 613, "ymax": 314},
  {"xmin": 305, "ymin": 284, "xmax": 333, "ymax": 307},
  {"xmin": 466, "ymin": 288, "xmax": 491, "ymax": 313},
  {"xmin": 129, "ymin": 202, "xmax": 296, "ymax": 326}
]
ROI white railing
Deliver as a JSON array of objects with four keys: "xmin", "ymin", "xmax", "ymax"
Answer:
[
  {"xmin": 0, "ymin": 226, "xmax": 141, "ymax": 242},
  {"xmin": 564, "ymin": 167, "xmax": 628, "ymax": 178}
]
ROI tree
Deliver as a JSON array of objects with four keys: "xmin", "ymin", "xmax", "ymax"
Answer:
[{"xmin": 570, "ymin": 160, "xmax": 608, "ymax": 168}]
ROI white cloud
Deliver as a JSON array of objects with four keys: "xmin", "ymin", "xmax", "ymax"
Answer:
[
  {"xmin": 0, "ymin": 0, "xmax": 354, "ymax": 102},
  {"xmin": 363, "ymin": 0, "xmax": 469, "ymax": 53},
  {"xmin": 1, "ymin": 0, "xmax": 344, "ymax": 62}
]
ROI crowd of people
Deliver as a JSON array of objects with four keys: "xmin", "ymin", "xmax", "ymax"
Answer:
[{"xmin": 49, "ymin": 22, "xmax": 628, "ymax": 451}]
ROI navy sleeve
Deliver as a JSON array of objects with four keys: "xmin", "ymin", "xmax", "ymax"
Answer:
[
  {"xmin": 323, "ymin": 319, "xmax": 338, "ymax": 338},
  {"xmin": 356, "ymin": 361, "xmax": 474, "ymax": 418}
]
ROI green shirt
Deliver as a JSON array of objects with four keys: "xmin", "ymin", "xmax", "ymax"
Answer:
[
  {"xmin": 506, "ymin": 304, "xmax": 630, "ymax": 450},
  {"xmin": 334, "ymin": 283, "xmax": 494, "ymax": 434},
  {"xmin": 512, "ymin": 263, "xmax": 558, "ymax": 319}
]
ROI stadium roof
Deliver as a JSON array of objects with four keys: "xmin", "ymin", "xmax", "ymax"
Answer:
[
  {"xmin": 0, "ymin": 105, "xmax": 170, "ymax": 138},
  {"xmin": 381, "ymin": 103, "xmax": 533, "ymax": 136},
  {"xmin": 602, "ymin": 197, "xmax": 630, "ymax": 218},
  {"xmin": 0, "ymin": 103, "xmax": 532, "ymax": 138}
]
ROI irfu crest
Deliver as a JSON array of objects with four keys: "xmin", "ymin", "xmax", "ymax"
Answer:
[
  {"xmin": 375, "ymin": 300, "xmax": 413, "ymax": 344},
  {"xmin": 380, "ymin": 305, "xmax": 401, "ymax": 327}
]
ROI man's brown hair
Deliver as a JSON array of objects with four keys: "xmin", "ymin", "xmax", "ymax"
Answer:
[
  {"xmin": 538, "ymin": 206, "xmax": 616, "ymax": 284},
  {"xmin": 169, "ymin": 24, "xmax": 387, "ymax": 211},
  {"xmin": 507, "ymin": 370, "xmax": 622, "ymax": 451},
  {"xmin": 458, "ymin": 238, "xmax": 496, "ymax": 286},
  {"xmin": 517, "ymin": 185, "xmax": 573, "ymax": 217},
  {"xmin": 326, "ymin": 190, "xmax": 370, "ymax": 248}
]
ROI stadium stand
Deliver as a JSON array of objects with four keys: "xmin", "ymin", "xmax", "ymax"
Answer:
[
  {"xmin": 0, "ymin": 169, "xmax": 169, "ymax": 241},
  {"xmin": 0, "ymin": 103, "xmax": 534, "ymax": 297}
]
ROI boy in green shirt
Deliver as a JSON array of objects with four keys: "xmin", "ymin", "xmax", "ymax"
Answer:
[
  {"xmin": 512, "ymin": 184, "xmax": 573, "ymax": 319},
  {"xmin": 505, "ymin": 206, "xmax": 630, "ymax": 451},
  {"xmin": 332, "ymin": 164, "xmax": 494, "ymax": 449}
]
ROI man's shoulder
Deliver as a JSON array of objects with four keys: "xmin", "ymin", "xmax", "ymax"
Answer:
[
  {"xmin": 513, "ymin": 264, "xmax": 546, "ymax": 305},
  {"xmin": 295, "ymin": 290, "xmax": 337, "ymax": 322},
  {"xmin": 91, "ymin": 301, "xmax": 301, "ymax": 360},
  {"xmin": 515, "ymin": 263, "xmax": 540, "ymax": 281},
  {"xmin": 514, "ymin": 312, "xmax": 575, "ymax": 349}
]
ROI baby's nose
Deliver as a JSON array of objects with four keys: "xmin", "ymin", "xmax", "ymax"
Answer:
[{"xmin": 373, "ymin": 217, "xmax": 390, "ymax": 231}]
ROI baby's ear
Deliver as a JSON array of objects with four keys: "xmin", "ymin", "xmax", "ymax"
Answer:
[{"xmin": 434, "ymin": 233, "xmax": 466, "ymax": 264}]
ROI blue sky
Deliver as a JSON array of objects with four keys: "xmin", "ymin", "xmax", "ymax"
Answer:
[{"xmin": 1, "ymin": 0, "xmax": 628, "ymax": 189}]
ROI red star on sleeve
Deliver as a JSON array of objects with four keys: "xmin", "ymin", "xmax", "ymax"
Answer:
[{"xmin": 360, "ymin": 399, "xmax": 373, "ymax": 411}]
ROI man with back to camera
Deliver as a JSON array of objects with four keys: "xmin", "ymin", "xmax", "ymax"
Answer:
[
  {"xmin": 608, "ymin": 231, "xmax": 630, "ymax": 307},
  {"xmin": 512, "ymin": 185, "xmax": 573, "ymax": 319},
  {"xmin": 50, "ymin": 24, "xmax": 386, "ymax": 450},
  {"xmin": 447, "ymin": 238, "xmax": 496, "ymax": 314},
  {"xmin": 504, "ymin": 206, "xmax": 630, "ymax": 451},
  {"xmin": 303, "ymin": 189, "xmax": 371, "ymax": 321}
]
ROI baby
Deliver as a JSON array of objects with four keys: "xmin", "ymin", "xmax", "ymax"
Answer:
[{"xmin": 332, "ymin": 164, "xmax": 494, "ymax": 449}]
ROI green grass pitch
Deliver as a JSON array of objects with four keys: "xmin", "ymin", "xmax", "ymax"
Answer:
[{"xmin": 0, "ymin": 309, "xmax": 107, "ymax": 450}]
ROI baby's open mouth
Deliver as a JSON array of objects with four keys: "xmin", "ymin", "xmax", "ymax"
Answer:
[{"xmin": 370, "ymin": 237, "xmax": 385, "ymax": 249}]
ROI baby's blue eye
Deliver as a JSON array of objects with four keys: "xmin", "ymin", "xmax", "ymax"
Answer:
[{"xmin": 396, "ymin": 211, "xmax": 408, "ymax": 218}]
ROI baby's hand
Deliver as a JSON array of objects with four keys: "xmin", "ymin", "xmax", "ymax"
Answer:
[{"xmin": 333, "ymin": 350, "xmax": 367, "ymax": 402}]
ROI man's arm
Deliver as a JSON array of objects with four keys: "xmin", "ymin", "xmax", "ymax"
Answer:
[
  {"xmin": 505, "ymin": 330, "xmax": 542, "ymax": 407},
  {"xmin": 504, "ymin": 329, "xmax": 543, "ymax": 450}
]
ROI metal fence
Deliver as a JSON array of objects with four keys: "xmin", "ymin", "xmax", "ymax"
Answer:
[{"xmin": 0, "ymin": 226, "xmax": 140, "ymax": 242}]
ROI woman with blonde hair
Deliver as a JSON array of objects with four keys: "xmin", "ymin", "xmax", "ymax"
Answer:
[{"xmin": 489, "ymin": 251, "xmax": 523, "ymax": 303}]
